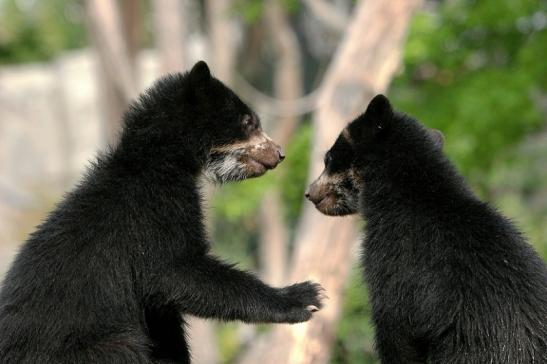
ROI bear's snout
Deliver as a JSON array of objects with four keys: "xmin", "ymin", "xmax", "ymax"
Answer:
[
  {"xmin": 305, "ymin": 178, "xmax": 329, "ymax": 205},
  {"xmin": 247, "ymin": 133, "xmax": 284, "ymax": 170}
]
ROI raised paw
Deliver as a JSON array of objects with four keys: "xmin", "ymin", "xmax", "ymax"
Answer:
[{"xmin": 276, "ymin": 281, "xmax": 326, "ymax": 323}]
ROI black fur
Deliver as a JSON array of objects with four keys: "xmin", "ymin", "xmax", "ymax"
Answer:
[
  {"xmin": 312, "ymin": 95, "xmax": 547, "ymax": 363},
  {"xmin": 0, "ymin": 61, "xmax": 323, "ymax": 364}
]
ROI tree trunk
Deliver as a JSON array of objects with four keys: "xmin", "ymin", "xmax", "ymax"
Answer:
[
  {"xmin": 85, "ymin": 0, "xmax": 139, "ymax": 145},
  {"xmin": 152, "ymin": 0, "xmax": 187, "ymax": 73},
  {"xmin": 266, "ymin": 0, "xmax": 304, "ymax": 145},
  {"xmin": 259, "ymin": 191, "xmax": 289, "ymax": 286},
  {"xmin": 120, "ymin": 0, "xmax": 140, "ymax": 75},
  {"xmin": 239, "ymin": 1, "xmax": 421, "ymax": 363},
  {"xmin": 258, "ymin": 0, "xmax": 304, "ymax": 287},
  {"xmin": 206, "ymin": 0, "xmax": 236, "ymax": 84},
  {"xmin": 186, "ymin": 316, "xmax": 219, "ymax": 364}
]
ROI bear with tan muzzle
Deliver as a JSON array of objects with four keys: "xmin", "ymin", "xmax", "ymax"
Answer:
[{"xmin": 306, "ymin": 94, "xmax": 547, "ymax": 364}]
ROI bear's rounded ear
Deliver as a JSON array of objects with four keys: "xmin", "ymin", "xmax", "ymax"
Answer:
[
  {"xmin": 189, "ymin": 60, "xmax": 212, "ymax": 87},
  {"xmin": 363, "ymin": 94, "xmax": 393, "ymax": 124},
  {"xmin": 348, "ymin": 95, "xmax": 394, "ymax": 144},
  {"xmin": 428, "ymin": 129, "xmax": 445, "ymax": 149},
  {"xmin": 352, "ymin": 94, "xmax": 393, "ymax": 135}
]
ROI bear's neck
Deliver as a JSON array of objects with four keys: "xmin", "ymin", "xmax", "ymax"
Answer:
[
  {"xmin": 83, "ymin": 146, "xmax": 205, "ymax": 222},
  {"xmin": 112, "ymin": 121, "xmax": 212, "ymax": 176},
  {"xmin": 359, "ymin": 151, "xmax": 476, "ymax": 224}
]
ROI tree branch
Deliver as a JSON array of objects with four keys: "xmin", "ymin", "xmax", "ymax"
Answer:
[
  {"xmin": 233, "ymin": 72, "xmax": 320, "ymax": 118},
  {"xmin": 302, "ymin": 0, "xmax": 349, "ymax": 33},
  {"xmin": 85, "ymin": 0, "xmax": 137, "ymax": 101}
]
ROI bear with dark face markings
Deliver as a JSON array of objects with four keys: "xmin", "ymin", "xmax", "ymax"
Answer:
[
  {"xmin": 307, "ymin": 95, "xmax": 547, "ymax": 364},
  {"xmin": 0, "ymin": 61, "xmax": 323, "ymax": 364}
]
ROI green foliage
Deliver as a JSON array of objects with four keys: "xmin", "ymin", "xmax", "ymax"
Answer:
[
  {"xmin": 391, "ymin": 0, "xmax": 547, "ymax": 192},
  {"xmin": 392, "ymin": 69, "xmax": 541, "ymax": 188},
  {"xmin": 330, "ymin": 271, "xmax": 379, "ymax": 364},
  {"xmin": 280, "ymin": 0, "xmax": 301, "ymax": 14},
  {"xmin": 488, "ymin": 134, "xmax": 547, "ymax": 257},
  {"xmin": 217, "ymin": 322, "xmax": 242, "ymax": 364},
  {"xmin": 0, "ymin": 0, "xmax": 85, "ymax": 64},
  {"xmin": 212, "ymin": 173, "xmax": 275, "ymax": 223},
  {"xmin": 232, "ymin": 0, "xmax": 300, "ymax": 23},
  {"xmin": 279, "ymin": 123, "xmax": 312, "ymax": 224},
  {"xmin": 232, "ymin": 0, "xmax": 264, "ymax": 24}
]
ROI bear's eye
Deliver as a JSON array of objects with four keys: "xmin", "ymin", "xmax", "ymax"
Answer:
[
  {"xmin": 324, "ymin": 152, "xmax": 332, "ymax": 166},
  {"xmin": 242, "ymin": 114, "xmax": 258, "ymax": 130}
]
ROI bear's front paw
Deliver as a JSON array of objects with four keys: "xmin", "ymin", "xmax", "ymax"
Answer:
[{"xmin": 276, "ymin": 281, "xmax": 325, "ymax": 323}]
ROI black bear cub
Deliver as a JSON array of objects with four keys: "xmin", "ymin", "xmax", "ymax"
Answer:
[
  {"xmin": 306, "ymin": 95, "xmax": 547, "ymax": 363},
  {"xmin": 0, "ymin": 61, "xmax": 323, "ymax": 364}
]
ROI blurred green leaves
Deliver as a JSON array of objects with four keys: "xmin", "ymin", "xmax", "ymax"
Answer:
[
  {"xmin": 0, "ymin": 0, "xmax": 85, "ymax": 64},
  {"xmin": 392, "ymin": 0, "xmax": 547, "ymax": 192},
  {"xmin": 232, "ymin": 0, "xmax": 300, "ymax": 23},
  {"xmin": 331, "ymin": 272, "xmax": 379, "ymax": 364},
  {"xmin": 279, "ymin": 123, "xmax": 312, "ymax": 223}
]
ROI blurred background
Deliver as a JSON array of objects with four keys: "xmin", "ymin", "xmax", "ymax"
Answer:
[{"xmin": 0, "ymin": 0, "xmax": 546, "ymax": 363}]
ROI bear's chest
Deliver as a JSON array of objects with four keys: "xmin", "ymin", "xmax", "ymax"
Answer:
[{"xmin": 362, "ymin": 231, "xmax": 444, "ymax": 324}]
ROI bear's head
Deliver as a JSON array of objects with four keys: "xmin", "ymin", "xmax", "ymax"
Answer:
[
  {"xmin": 187, "ymin": 62, "xmax": 285, "ymax": 183},
  {"xmin": 121, "ymin": 61, "xmax": 284, "ymax": 183},
  {"xmin": 305, "ymin": 94, "xmax": 444, "ymax": 216}
]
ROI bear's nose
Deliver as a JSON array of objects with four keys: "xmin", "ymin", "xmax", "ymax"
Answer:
[
  {"xmin": 278, "ymin": 149, "xmax": 285, "ymax": 161},
  {"xmin": 305, "ymin": 184, "xmax": 325, "ymax": 205}
]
